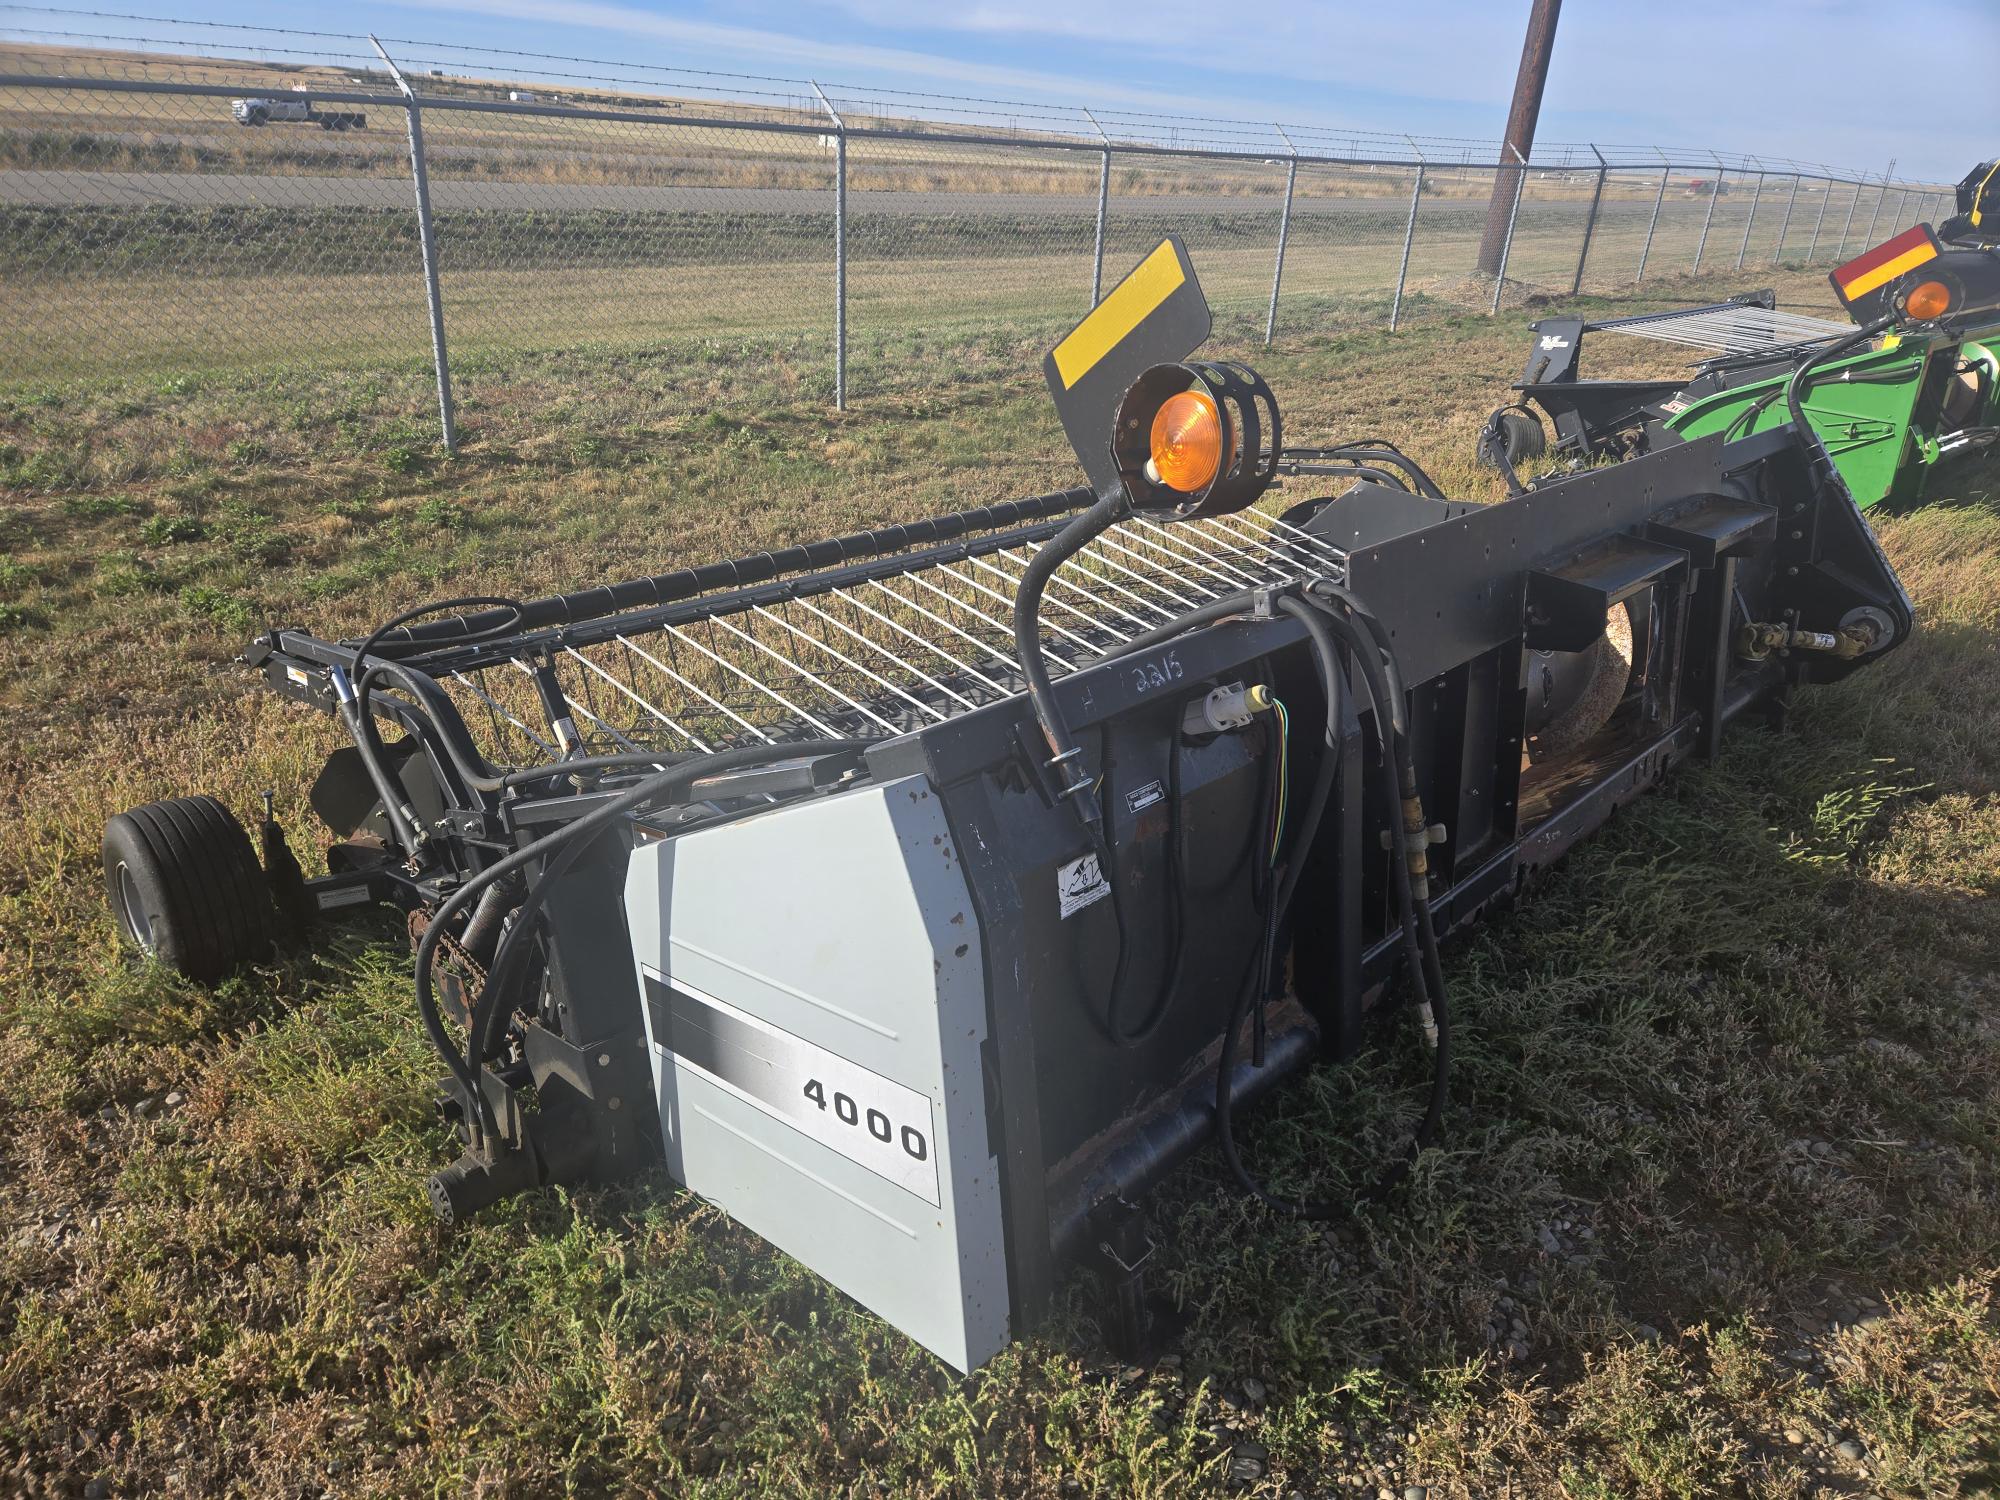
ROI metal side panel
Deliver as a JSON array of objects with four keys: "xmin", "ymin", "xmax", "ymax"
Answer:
[{"xmin": 622, "ymin": 775, "xmax": 1008, "ymax": 1373}]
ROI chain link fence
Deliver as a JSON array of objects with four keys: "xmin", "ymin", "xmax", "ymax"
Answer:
[{"xmin": 0, "ymin": 22, "xmax": 1957, "ymax": 445}]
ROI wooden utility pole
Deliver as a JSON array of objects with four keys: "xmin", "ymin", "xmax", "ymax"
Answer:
[{"xmin": 1477, "ymin": 0, "xmax": 1562, "ymax": 277}]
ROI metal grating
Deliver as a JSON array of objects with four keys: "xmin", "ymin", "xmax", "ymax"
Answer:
[
  {"xmin": 424, "ymin": 504, "xmax": 1348, "ymax": 765},
  {"xmin": 1590, "ymin": 303, "xmax": 1853, "ymax": 356}
]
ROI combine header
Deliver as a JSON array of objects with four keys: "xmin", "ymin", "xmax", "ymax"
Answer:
[
  {"xmin": 1487, "ymin": 220, "xmax": 2000, "ymax": 509},
  {"xmin": 103, "ymin": 233, "xmax": 1961, "ymax": 1371}
]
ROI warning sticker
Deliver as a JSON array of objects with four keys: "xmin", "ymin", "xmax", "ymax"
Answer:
[{"xmin": 1057, "ymin": 851, "xmax": 1110, "ymax": 919}]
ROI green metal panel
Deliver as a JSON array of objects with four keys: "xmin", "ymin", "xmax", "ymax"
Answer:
[
  {"xmin": 1664, "ymin": 329, "xmax": 2000, "ymax": 510},
  {"xmin": 1665, "ymin": 343, "xmax": 1922, "ymax": 508}
]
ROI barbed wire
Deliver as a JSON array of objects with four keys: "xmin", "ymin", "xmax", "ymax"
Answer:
[{"xmin": 0, "ymin": 5, "xmax": 1941, "ymax": 185}]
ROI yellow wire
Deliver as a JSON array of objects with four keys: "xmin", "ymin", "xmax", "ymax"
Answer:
[{"xmin": 1270, "ymin": 698, "xmax": 1289, "ymax": 864}]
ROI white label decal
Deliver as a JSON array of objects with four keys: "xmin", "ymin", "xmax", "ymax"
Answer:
[
  {"xmin": 315, "ymin": 885, "xmax": 371, "ymax": 910},
  {"xmin": 1126, "ymin": 779, "xmax": 1165, "ymax": 814},
  {"xmin": 286, "ymin": 665, "xmax": 310, "ymax": 686},
  {"xmin": 643, "ymin": 968, "xmax": 942, "ymax": 1206},
  {"xmin": 1057, "ymin": 851, "xmax": 1110, "ymax": 919},
  {"xmin": 1538, "ymin": 333, "xmax": 1571, "ymax": 350}
]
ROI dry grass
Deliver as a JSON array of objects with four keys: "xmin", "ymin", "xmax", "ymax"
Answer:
[{"xmin": 2, "ymin": 265, "xmax": 1997, "ymax": 1497}]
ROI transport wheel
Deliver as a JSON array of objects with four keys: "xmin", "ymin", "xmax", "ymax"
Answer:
[
  {"xmin": 1477, "ymin": 410, "xmax": 1548, "ymax": 471},
  {"xmin": 102, "ymin": 795, "xmax": 274, "ymax": 983}
]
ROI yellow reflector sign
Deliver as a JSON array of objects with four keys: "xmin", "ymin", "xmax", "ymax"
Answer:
[{"xmin": 1050, "ymin": 241, "xmax": 1187, "ymax": 389}]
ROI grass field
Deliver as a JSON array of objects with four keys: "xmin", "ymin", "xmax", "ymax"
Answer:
[{"xmin": 2, "ymin": 265, "xmax": 1997, "ymax": 1498}]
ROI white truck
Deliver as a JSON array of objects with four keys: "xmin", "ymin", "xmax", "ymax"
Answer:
[{"xmin": 230, "ymin": 92, "xmax": 366, "ymax": 131}]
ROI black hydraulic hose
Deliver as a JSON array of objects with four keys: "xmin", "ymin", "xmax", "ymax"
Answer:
[
  {"xmin": 467, "ymin": 740, "xmax": 867, "ymax": 1071},
  {"xmin": 356, "ymin": 660, "xmax": 705, "ymax": 809},
  {"xmin": 332, "ymin": 685, "xmax": 424, "ymax": 855},
  {"xmin": 423, "ymin": 739, "xmax": 875, "ymax": 1143},
  {"xmin": 1328, "ymin": 589, "xmax": 1451, "ymax": 1185},
  {"xmin": 334, "ymin": 596, "xmax": 528, "ymax": 856},
  {"xmin": 1013, "ymin": 491, "xmax": 1127, "ymax": 824},
  {"xmin": 1098, "ymin": 585, "xmax": 1340, "ymax": 920},
  {"xmin": 1277, "ymin": 462, "xmax": 1414, "ymax": 491},
  {"xmin": 1211, "ymin": 588, "xmax": 1449, "ymax": 1217},
  {"xmin": 1786, "ymin": 316, "xmax": 1895, "ymax": 488},
  {"xmin": 355, "ymin": 660, "xmax": 511, "ymax": 797},
  {"xmin": 498, "ymin": 749, "xmax": 701, "ymax": 790},
  {"xmin": 1100, "ymin": 589, "xmax": 1265, "ymax": 663},
  {"xmin": 1723, "ymin": 388, "xmax": 1782, "ymax": 442},
  {"xmin": 1090, "ymin": 733, "xmax": 1177, "ymax": 1048},
  {"xmin": 1271, "ymin": 597, "xmax": 1345, "ymax": 920},
  {"xmin": 352, "ymin": 594, "xmax": 528, "ymax": 671},
  {"xmin": 1076, "ymin": 583, "xmax": 1306, "ymax": 1049},
  {"xmin": 353, "ymin": 600, "xmax": 526, "ymax": 798},
  {"xmin": 1075, "ymin": 568, "xmax": 1435, "ymax": 1206},
  {"xmin": 1286, "ymin": 441, "xmax": 1445, "ymax": 498}
]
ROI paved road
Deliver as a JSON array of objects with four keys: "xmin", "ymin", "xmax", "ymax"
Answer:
[{"xmin": 0, "ymin": 168, "xmax": 1493, "ymax": 218}]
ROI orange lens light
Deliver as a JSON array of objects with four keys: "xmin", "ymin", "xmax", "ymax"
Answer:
[
  {"xmin": 1904, "ymin": 279, "xmax": 1952, "ymax": 320},
  {"xmin": 1149, "ymin": 389, "xmax": 1225, "ymax": 493}
]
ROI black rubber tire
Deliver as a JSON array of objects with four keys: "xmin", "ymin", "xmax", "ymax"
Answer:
[
  {"xmin": 1478, "ymin": 410, "xmax": 1548, "ymax": 471},
  {"xmin": 103, "ymin": 795, "xmax": 274, "ymax": 984}
]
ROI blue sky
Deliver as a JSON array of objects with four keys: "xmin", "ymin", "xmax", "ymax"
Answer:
[{"xmin": 34, "ymin": 0, "xmax": 1998, "ymax": 179}]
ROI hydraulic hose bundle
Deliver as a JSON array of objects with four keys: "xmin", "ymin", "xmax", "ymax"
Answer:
[
  {"xmin": 1032, "ymin": 564, "xmax": 1453, "ymax": 1216},
  {"xmin": 416, "ymin": 738, "xmax": 875, "ymax": 1147},
  {"xmin": 341, "ymin": 592, "xmax": 879, "ymax": 1148},
  {"xmin": 1211, "ymin": 584, "xmax": 1450, "ymax": 1217}
]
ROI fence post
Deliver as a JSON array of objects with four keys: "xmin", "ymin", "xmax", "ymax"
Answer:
[
  {"xmin": 1860, "ymin": 179, "xmax": 1886, "ymax": 250},
  {"xmin": 1265, "ymin": 127, "xmax": 1297, "ymax": 345},
  {"xmin": 1806, "ymin": 177, "xmax": 1832, "ymax": 261},
  {"xmin": 371, "ymin": 36, "xmax": 455, "ymax": 454},
  {"xmin": 1083, "ymin": 108, "xmax": 1110, "ymax": 304},
  {"xmin": 1692, "ymin": 152, "xmax": 1724, "ymax": 271},
  {"xmin": 1489, "ymin": 144, "xmax": 1526, "ymax": 316},
  {"xmin": 812, "ymin": 81, "xmax": 846, "ymax": 410},
  {"xmin": 1570, "ymin": 144, "xmax": 1607, "ymax": 295},
  {"xmin": 1836, "ymin": 180, "xmax": 1862, "ymax": 256},
  {"xmin": 1734, "ymin": 166, "xmax": 1765, "ymax": 270},
  {"xmin": 1887, "ymin": 188, "xmax": 1908, "ymax": 231},
  {"xmin": 1636, "ymin": 162, "xmax": 1670, "ymax": 283},
  {"xmin": 1772, "ymin": 173, "xmax": 1800, "ymax": 262},
  {"xmin": 1389, "ymin": 161, "xmax": 1424, "ymax": 331}
]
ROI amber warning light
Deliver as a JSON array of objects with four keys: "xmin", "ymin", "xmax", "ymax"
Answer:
[
  {"xmin": 1903, "ymin": 279, "xmax": 1953, "ymax": 321},
  {"xmin": 1148, "ymin": 388, "xmax": 1228, "ymax": 493}
]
